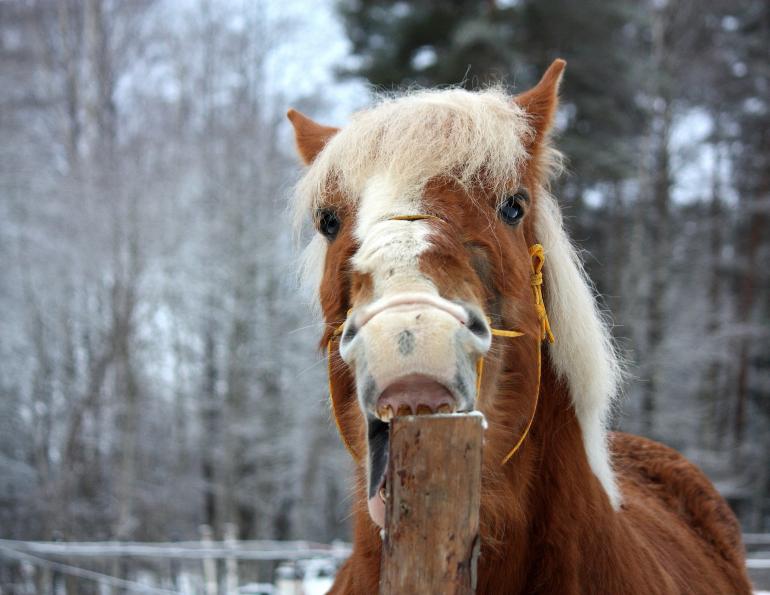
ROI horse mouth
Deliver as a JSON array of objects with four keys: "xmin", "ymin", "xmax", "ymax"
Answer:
[{"xmin": 366, "ymin": 374, "xmax": 460, "ymax": 528}]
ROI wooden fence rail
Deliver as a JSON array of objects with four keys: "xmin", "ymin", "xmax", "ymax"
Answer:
[
  {"xmin": 0, "ymin": 536, "xmax": 350, "ymax": 594},
  {"xmin": 0, "ymin": 538, "xmax": 350, "ymax": 560}
]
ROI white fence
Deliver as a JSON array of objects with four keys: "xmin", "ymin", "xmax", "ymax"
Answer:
[
  {"xmin": 1, "ymin": 533, "xmax": 768, "ymax": 593},
  {"xmin": 0, "ymin": 531, "xmax": 351, "ymax": 595},
  {"xmin": 745, "ymin": 534, "xmax": 770, "ymax": 591}
]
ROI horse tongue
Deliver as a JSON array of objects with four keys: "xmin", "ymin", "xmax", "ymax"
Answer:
[
  {"xmin": 368, "ymin": 489, "xmax": 386, "ymax": 528},
  {"xmin": 367, "ymin": 419, "xmax": 389, "ymax": 528}
]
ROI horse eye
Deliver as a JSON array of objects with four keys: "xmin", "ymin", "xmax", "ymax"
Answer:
[
  {"xmin": 317, "ymin": 209, "xmax": 341, "ymax": 240},
  {"xmin": 498, "ymin": 191, "xmax": 528, "ymax": 225}
]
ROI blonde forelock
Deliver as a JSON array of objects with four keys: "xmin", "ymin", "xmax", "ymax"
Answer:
[{"xmin": 291, "ymin": 86, "xmax": 547, "ymax": 230}]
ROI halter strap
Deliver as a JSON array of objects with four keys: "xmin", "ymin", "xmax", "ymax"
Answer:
[
  {"xmin": 387, "ymin": 214, "xmax": 442, "ymax": 222},
  {"xmin": 325, "ymin": 214, "xmax": 554, "ymax": 465},
  {"xmin": 529, "ymin": 244, "xmax": 554, "ymax": 343}
]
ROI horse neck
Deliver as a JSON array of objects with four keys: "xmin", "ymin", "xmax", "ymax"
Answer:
[{"xmin": 479, "ymin": 354, "xmax": 619, "ymax": 590}]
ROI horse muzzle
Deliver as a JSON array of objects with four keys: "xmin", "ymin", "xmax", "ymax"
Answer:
[
  {"xmin": 339, "ymin": 292, "xmax": 491, "ymax": 415},
  {"xmin": 337, "ymin": 292, "xmax": 491, "ymax": 527}
]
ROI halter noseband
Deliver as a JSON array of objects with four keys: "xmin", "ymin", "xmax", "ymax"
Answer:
[{"xmin": 326, "ymin": 214, "xmax": 554, "ymax": 466}]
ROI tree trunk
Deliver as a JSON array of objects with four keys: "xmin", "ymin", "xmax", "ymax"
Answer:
[
  {"xmin": 641, "ymin": 7, "xmax": 673, "ymax": 438},
  {"xmin": 642, "ymin": 100, "xmax": 672, "ymax": 437},
  {"xmin": 200, "ymin": 327, "xmax": 221, "ymax": 531},
  {"xmin": 701, "ymin": 127, "xmax": 725, "ymax": 449}
]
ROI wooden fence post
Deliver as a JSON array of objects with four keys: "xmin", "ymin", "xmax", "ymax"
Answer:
[
  {"xmin": 379, "ymin": 414, "xmax": 483, "ymax": 595},
  {"xmin": 224, "ymin": 523, "xmax": 239, "ymax": 594},
  {"xmin": 200, "ymin": 524, "xmax": 218, "ymax": 595}
]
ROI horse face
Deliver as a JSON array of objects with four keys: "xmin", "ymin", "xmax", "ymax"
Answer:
[
  {"xmin": 338, "ymin": 178, "xmax": 497, "ymax": 419},
  {"xmin": 318, "ymin": 178, "xmax": 541, "ymax": 527},
  {"xmin": 288, "ymin": 60, "xmax": 565, "ymax": 528}
]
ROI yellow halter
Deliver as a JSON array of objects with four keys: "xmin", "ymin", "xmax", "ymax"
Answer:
[{"xmin": 326, "ymin": 215, "xmax": 554, "ymax": 466}]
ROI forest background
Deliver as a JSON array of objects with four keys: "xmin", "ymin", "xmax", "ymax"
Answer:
[{"xmin": 1, "ymin": 0, "xmax": 768, "ymax": 545}]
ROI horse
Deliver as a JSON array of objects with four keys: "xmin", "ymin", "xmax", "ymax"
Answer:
[{"xmin": 287, "ymin": 60, "xmax": 752, "ymax": 594}]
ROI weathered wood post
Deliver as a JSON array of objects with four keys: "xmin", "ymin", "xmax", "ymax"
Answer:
[
  {"xmin": 379, "ymin": 414, "xmax": 483, "ymax": 594},
  {"xmin": 200, "ymin": 524, "xmax": 218, "ymax": 595},
  {"xmin": 224, "ymin": 522, "xmax": 239, "ymax": 595}
]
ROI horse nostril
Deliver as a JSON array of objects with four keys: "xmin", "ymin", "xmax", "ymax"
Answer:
[
  {"xmin": 341, "ymin": 321, "xmax": 358, "ymax": 344},
  {"xmin": 467, "ymin": 310, "xmax": 490, "ymax": 339}
]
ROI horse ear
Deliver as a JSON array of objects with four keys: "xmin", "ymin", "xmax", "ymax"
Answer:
[
  {"xmin": 286, "ymin": 108, "xmax": 339, "ymax": 165},
  {"xmin": 514, "ymin": 59, "xmax": 566, "ymax": 146}
]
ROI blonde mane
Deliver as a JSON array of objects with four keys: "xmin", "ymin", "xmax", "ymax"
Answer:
[
  {"xmin": 292, "ymin": 87, "xmax": 623, "ymax": 508},
  {"xmin": 293, "ymin": 87, "xmax": 534, "ymax": 227},
  {"xmin": 536, "ymin": 191, "xmax": 623, "ymax": 508}
]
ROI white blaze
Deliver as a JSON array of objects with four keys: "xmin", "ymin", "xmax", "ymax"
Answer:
[{"xmin": 351, "ymin": 173, "xmax": 435, "ymax": 297}]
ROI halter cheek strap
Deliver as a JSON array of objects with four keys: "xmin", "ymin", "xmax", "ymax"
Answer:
[
  {"xmin": 325, "ymin": 214, "xmax": 554, "ymax": 466},
  {"xmin": 475, "ymin": 242, "xmax": 554, "ymax": 464},
  {"xmin": 326, "ymin": 326, "xmax": 358, "ymax": 460}
]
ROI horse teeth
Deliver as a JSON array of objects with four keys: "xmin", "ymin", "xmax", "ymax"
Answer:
[
  {"xmin": 378, "ymin": 405, "xmax": 393, "ymax": 422},
  {"xmin": 397, "ymin": 404, "xmax": 412, "ymax": 417},
  {"xmin": 437, "ymin": 403, "xmax": 452, "ymax": 414},
  {"xmin": 416, "ymin": 404, "xmax": 432, "ymax": 415}
]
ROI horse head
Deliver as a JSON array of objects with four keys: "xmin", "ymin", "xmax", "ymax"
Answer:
[{"xmin": 289, "ymin": 59, "xmax": 621, "ymax": 530}]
